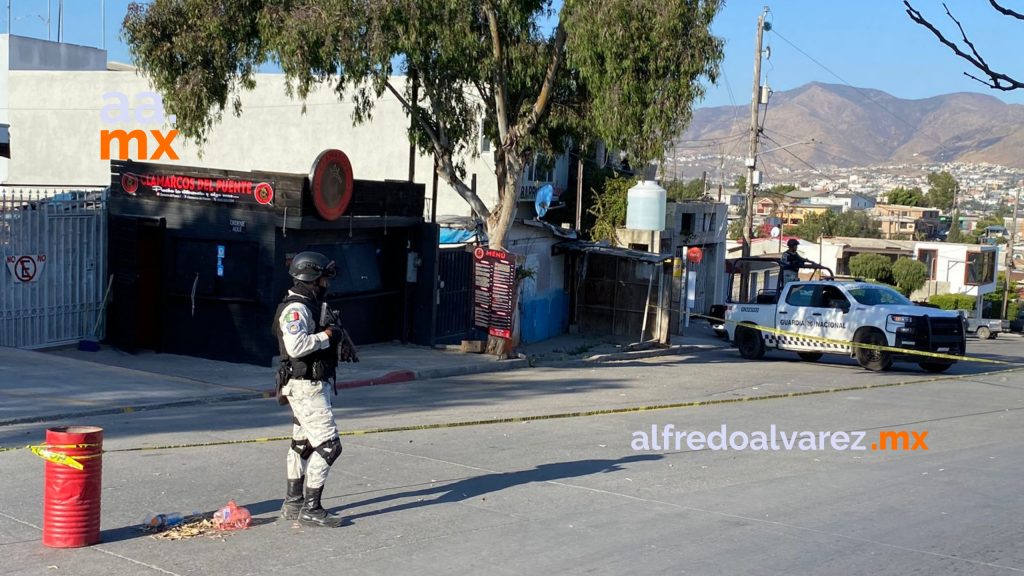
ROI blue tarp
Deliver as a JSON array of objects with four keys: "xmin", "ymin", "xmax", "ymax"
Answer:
[{"xmin": 440, "ymin": 228, "xmax": 478, "ymax": 245}]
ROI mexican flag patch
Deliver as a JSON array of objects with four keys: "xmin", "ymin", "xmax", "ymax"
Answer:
[{"xmin": 289, "ymin": 311, "xmax": 300, "ymax": 321}]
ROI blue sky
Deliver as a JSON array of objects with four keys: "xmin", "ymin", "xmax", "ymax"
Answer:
[{"xmin": 7, "ymin": 0, "xmax": 1024, "ymax": 108}]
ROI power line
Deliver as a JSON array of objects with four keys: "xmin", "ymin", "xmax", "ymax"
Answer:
[
  {"xmin": 760, "ymin": 132, "xmax": 831, "ymax": 180},
  {"xmin": 762, "ymin": 126, "xmax": 888, "ymax": 167}
]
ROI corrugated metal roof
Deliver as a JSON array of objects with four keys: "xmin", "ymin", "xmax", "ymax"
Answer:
[
  {"xmin": 554, "ymin": 241, "xmax": 672, "ymax": 263},
  {"xmin": 824, "ymin": 236, "xmax": 915, "ymax": 251}
]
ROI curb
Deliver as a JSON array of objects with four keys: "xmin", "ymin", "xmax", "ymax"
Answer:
[
  {"xmin": 334, "ymin": 370, "xmax": 417, "ymax": 391},
  {"xmin": 331, "ymin": 359, "xmax": 531, "ymax": 391},
  {"xmin": 414, "ymin": 358, "xmax": 530, "ymax": 380},
  {"xmin": 0, "ymin": 392, "xmax": 270, "ymax": 427}
]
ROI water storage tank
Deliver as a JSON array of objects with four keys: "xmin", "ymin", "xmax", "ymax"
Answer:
[{"xmin": 625, "ymin": 180, "xmax": 667, "ymax": 231}]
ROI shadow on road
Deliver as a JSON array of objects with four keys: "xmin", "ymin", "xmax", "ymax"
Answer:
[{"xmin": 336, "ymin": 454, "xmax": 662, "ymax": 523}]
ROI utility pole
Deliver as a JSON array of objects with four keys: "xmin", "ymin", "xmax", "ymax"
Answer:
[
  {"xmin": 741, "ymin": 7, "xmax": 770, "ymax": 257},
  {"xmin": 1002, "ymin": 186, "xmax": 1020, "ymax": 319},
  {"xmin": 947, "ymin": 182, "xmax": 962, "ymax": 243}
]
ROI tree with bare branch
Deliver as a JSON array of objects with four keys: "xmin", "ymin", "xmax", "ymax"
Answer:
[{"xmin": 904, "ymin": 1, "xmax": 1024, "ymax": 91}]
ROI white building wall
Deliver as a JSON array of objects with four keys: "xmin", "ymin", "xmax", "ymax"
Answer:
[
  {"xmin": 0, "ymin": 37, "xmax": 9, "ymax": 182},
  {"xmin": 5, "ymin": 67, "xmax": 561, "ymax": 220},
  {"xmin": 816, "ymin": 240, "xmax": 844, "ymax": 273},
  {"xmin": 913, "ymin": 241, "xmax": 998, "ymax": 302},
  {"xmin": 507, "ymin": 222, "xmax": 568, "ymax": 343}
]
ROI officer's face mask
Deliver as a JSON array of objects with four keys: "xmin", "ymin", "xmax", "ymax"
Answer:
[{"xmin": 314, "ymin": 261, "xmax": 337, "ymax": 298}]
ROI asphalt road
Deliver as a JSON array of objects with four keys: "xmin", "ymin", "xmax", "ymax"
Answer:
[{"xmin": 2, "ymin": 335, "xmax": 1023, "ymax": 575}]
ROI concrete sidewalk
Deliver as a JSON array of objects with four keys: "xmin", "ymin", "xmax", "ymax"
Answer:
[{"xmin": 0, "ymin": 326, "xmax": 729, "ymax": 427}]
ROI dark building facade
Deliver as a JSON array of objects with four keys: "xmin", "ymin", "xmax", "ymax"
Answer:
[{"xmin": 105, "ymin": 151, "xmax": 439, "ymax": 365}]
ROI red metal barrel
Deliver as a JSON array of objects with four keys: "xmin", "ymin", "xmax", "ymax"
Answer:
[{"xmin": 42, "ymin": 426, "xmax": 103, "ymax": 548}]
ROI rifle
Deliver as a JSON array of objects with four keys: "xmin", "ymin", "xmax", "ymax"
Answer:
[{"xmin": 321, "ymin": 303, "xmax": 360, "ymax": 365}]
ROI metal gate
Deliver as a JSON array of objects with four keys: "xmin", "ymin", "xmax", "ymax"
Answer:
[
  {"xmin": 0, "ymin": 187, "xmax": 108, "ymax": 348},
  {"xmin": 434, "ymin": 246, "xmax": 476, "ymax": 343}
]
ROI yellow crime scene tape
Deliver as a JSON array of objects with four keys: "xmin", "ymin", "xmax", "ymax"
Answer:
[
  {"xmin": 693, "ymin": 312, "xmax": 1019, "ymax": 366},
  {"xmin": 0, "ymin": 323, "xmax": 1019, "ymax": 456},
  {"xmin": 27, "ymin": 443, "xmax": 102, "ymax": 470},
  {"xmin": 2, "ymin": 361, "xmax": 1021, "ymax": 456}
]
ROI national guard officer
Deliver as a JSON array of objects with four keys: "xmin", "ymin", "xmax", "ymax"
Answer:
[
  {"xmin": 274, "ymin": 251, "xmax": 345, "ymax": 528},
  {"xmin": 780, "ymin": 238, "xmax": 814, "ymax": 286}
]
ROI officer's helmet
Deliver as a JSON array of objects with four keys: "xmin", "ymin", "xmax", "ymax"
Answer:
[
  {"xmin": 289, "ymin": 251, "xmax": 337, "ymax": 282},
  {"xmin": 787, "ymin": 239, "xmax": 800, "ymax": 249}
]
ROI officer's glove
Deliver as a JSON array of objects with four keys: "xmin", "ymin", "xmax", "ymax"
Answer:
[{"xmin": 326, "ymin": 327, "xmax": 344, "ymax": 348}]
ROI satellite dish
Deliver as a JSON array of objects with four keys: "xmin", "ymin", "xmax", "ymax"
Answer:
[
  {"xmin": 534, "ymin": 184, "xmax": 554, "ymax": 218},
  {"xmin": 770, "ymin": 226, "xmax": 780, "ymax": 238}
]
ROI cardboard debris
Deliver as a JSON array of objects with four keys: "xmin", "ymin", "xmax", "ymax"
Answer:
[{"xmin": 147, "ymin": 517, "xmax": 226, "ymax": 541}]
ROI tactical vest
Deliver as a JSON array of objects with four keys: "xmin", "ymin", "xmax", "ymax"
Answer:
[{"xmin": 273, "ymin": 293, "xmax": 335, "ymax": 381}]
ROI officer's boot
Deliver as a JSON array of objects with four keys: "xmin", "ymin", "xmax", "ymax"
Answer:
[
  {"xmin": 280, "ymin": 477, "xmax": 305, "ymax": 520},
  {"xmin": 298, "ymin": 485, "xmax": 343, "ymax": 528}
]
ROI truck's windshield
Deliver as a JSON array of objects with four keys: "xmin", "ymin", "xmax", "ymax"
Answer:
[{"xmin": 846, "ymin": 285, "xmax": 912, "ymax": 306}]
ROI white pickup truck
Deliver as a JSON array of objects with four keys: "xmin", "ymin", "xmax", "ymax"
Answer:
[{"xmin": 722, "ymin": 258, "xmax": 966, "ymax": 372}]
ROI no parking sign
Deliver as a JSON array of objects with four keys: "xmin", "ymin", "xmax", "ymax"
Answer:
[{"xmin": 5, "ymin": 254, "xmax": 46, "ymax": 283}]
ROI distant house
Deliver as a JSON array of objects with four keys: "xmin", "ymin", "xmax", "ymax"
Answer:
[
  {"xmin": 911, "ymin": 242, "xmax": 999, "ymax": 314},
  {"xmin": 805, "ymin": 192, "xmax": 876, "ymax": 212},
  {"xmin": 818, "ymin": 237, "xmax": 915, "ymax": 276},
  {"xmin": 873, "ymin": 204, "xmax": 940, "ymax": 239}
]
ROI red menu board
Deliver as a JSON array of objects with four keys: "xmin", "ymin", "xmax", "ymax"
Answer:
[{"xmin": 473, "ymin": 247, "xmax": 516, "ymax": 338}]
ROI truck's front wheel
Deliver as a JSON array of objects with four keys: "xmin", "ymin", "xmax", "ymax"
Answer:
[
  {"xmin": 976, "ymin": 326, "xmax": 991, "ymax": 340},
  {"xmin": 736, "ymin": 326, "xmax": 766, "ymax": 360},
  {"xmin": 854, "ymin": 330, "xmax": 892, "ymax": 371}
]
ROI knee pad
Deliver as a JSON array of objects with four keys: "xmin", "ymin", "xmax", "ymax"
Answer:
[
  {"xmin": 291, "ymin": 438, "xmax": 314, "ymax": 460},
  {"xmin": 314, "ymin": 437, "xmax": 342, "ymax": 466}
]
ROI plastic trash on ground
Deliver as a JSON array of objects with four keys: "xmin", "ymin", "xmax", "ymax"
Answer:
[
  {"xmin": 213, "ymin": 500, "xmax": 252, "ymax": 531},
  {"xmin": 142, "ymin": 512, "xmax": 186, "ymax": 533}
]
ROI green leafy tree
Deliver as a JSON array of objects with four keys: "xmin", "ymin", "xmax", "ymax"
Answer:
[
  {"xmin": 666, "ymin": 179, "xmax": 706, "ymax": 202},
  {"xmin": 886, "ymin": 186, "xmax": 924, "ymax": 206},
  {"xmin": 833, "ymin": 210, "xmax": 882, "ymax": 239},
  {"xmin": 587, "ymin": 176, "xmax": 632, "ymax": 245},
  {"xmin": 927, "ymin": 293, "xmax": 976, "ymax": 311},
  {"xmin": 971, "ymin": 213, "xmax": 1006, "ymax": 243},
  {"xmin": 123, "ymin": 0, "xmax": 724, "ymax": 250},
  {"xmin": 849, "ymin": 253, "xmax": 894, "ymax": 284},
  {"xmin": 728, "ymin": 204, "xmax": 747, "ymax": 240},
  {"xmin": 891, "ymin": 257, "xmax": 928, "ymax": 295},
  {"xmin": 790, "ymin": 210, "xmax": 881, "ymax": 242},
  {"xmin": 925, "ymin": 171, "xmax": 957, "ymax": 211}
]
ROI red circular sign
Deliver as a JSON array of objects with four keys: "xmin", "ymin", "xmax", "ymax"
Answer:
[
  {"xmin": 686, "ymin": 246, "xmax": 703, "ymax": 264},
  {"xmin": 14, "ymin": 256, "xmax": 37, "ymax": 281},
  {"xmin": 254, "ymin": 182, "xmax": 274, "ymax": 205},
  {"xmin": 121, "ymin": 173, "xmax": 139, "ymax": 195},
  {"xmin": 309, "ymin": 149, "xmax": 354, "ymax": 221},
  {"xmin": 473, "ymin": 247, "xmax": 485, "ymax": 260}
]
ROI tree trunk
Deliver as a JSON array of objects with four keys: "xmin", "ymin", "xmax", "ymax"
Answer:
[{"xmin": 483, "ymin": 154, "xmax": 523, "ymax": 358}]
